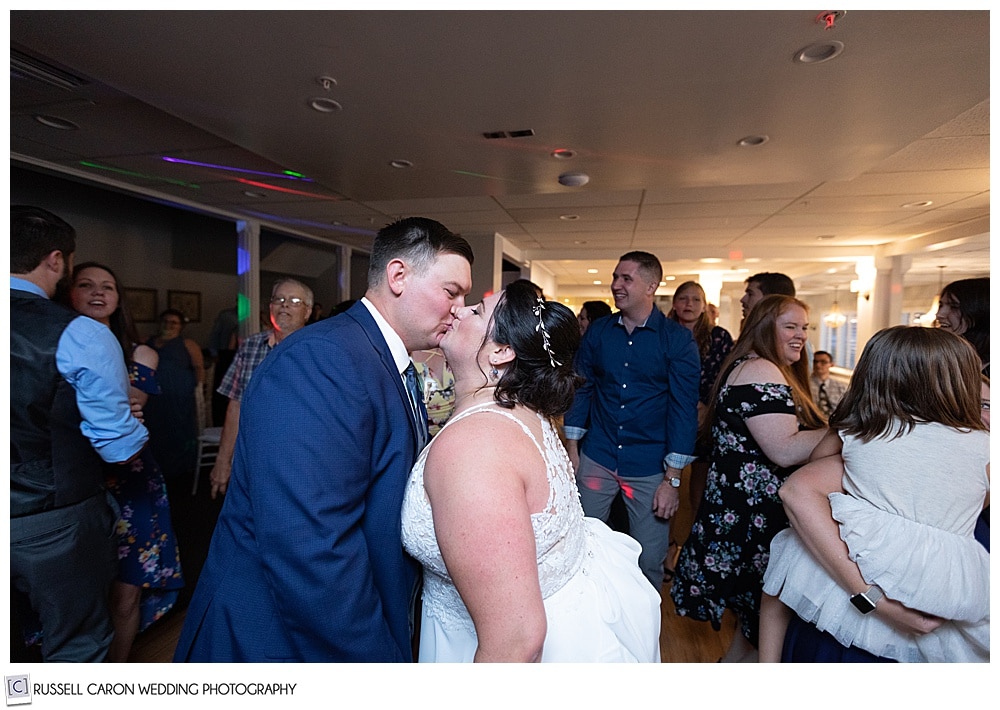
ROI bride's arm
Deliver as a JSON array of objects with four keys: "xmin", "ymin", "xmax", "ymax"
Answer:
[
  {"xmin": 422, "ymin": 416, "xmax": 547, "ymax": 662},
  {"xmin": 780, "ymin": 455, "xmax": 944, "ymax": 636}
]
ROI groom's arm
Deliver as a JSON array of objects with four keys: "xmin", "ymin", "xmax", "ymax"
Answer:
[{"xmin": 245, "ymin": 338, "xmax": 406, "ymax": 661}]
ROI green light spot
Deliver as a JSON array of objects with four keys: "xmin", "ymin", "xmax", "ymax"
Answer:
[
  {"xmin": 237, "ymin": 293, "xmax": 252, "ymax": 323},
  {"xmin": 79, "ymin": 161, "xmax": 200, "ymax": 188}
]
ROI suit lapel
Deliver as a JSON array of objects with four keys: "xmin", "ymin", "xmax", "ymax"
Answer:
[{"xmin": 345, "ymin": 302, "xmax": 423, "ymax": 450}]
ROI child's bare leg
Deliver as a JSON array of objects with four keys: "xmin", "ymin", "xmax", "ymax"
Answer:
[{"xmin": 758, "ymin": 593, "xmax": 792, "ymax": 663}]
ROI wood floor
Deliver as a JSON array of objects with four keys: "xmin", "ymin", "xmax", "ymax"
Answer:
[
  {"xmin": 129, "ymin": 581, "xmax": 735, "ymax": 663},
  {"xmin": 127, "ymin": 470, "xmax": 734, "ymax": 663}
]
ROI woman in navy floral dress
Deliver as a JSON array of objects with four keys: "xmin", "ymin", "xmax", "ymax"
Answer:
[
  {"xmin": 671, "ymin": 295, "xmax": 826, "ymax": 662},
  {"xmin": 69, "ymin": 263, "xmax": 184, "ymax": 662}
]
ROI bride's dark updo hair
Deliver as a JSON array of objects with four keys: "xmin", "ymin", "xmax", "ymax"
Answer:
[{"xmin": 486, "ymin": 279, "xmax": 583, "ymax": 417}]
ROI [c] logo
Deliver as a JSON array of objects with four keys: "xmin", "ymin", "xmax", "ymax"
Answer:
[{"xmin": 5, "ymin": 676, "xmax": 31, "ymax": 706}]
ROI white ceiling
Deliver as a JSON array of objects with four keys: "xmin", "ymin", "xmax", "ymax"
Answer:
[{"xmin": 9, "ymin": 10, "xmax": 990, "ymax": 300}]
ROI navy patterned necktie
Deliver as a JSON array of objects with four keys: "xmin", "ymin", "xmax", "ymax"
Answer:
[
  {"xmin": 404, "ymin": 362, "xmax": 430, "ymax": 450},
  {"xmin": 818, "ymin": 381, "xmax": 831, "ymax": 416}
]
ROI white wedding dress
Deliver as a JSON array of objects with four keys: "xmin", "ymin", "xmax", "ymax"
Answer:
[{"xmin": 401, "ymin": 402, "xmax": 662, "ymax": 662}]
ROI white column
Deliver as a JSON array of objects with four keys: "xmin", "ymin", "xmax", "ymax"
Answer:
[
  {"xmin": 236, "ymin": 219, "xmax": 260, "ymax": 339},
  {"xmin": 851, "ymin": 257, "xmax": 877, "ymax": 350},
  {"xmin": 696, "ymin": 271, "xmax": 724, "ymax": 308},
  {"xmin": 873, "ymin": 255, "xmax": 912, "ymax": 330},
  {"xmin": 462, "ymin": 231, "xmax": 503, "ymax": 301},
  {"xmin": 337, "ymin": 244, "xmax": 352, "ymax": 304}
]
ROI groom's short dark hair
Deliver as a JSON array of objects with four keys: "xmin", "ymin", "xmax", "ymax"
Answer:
[{"xmin": 367, "ymin": 217, "xmax": 474, "ymax": 288}]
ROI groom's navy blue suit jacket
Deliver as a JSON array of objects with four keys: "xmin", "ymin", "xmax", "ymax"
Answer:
[{"xmin": 174, "ymin": 301, "xmax": 421, "ymax": 662}]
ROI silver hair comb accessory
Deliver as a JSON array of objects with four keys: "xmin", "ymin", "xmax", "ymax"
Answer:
[{"xmin": 532, "ymin": 297, "xmax": 563, "ymax": 368}]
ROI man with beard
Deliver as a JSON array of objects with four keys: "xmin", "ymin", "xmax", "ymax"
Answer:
[
  {"xmin": 10, "ymin": 205, "xmax": 148, "ymax": 661},
  {"xmin": 208, "ymin": 277, "xmax": 314, "ymax": 499}
]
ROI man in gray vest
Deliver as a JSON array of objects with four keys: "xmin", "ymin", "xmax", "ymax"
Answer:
[{"xmin": 10, "ymin": 205, "xmax": 148, "ymax": 662}]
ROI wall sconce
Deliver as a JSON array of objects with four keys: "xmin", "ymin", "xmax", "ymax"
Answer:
[{"xmin": 850, "ymin": 258, "xmax": 876, "ymax": 301}]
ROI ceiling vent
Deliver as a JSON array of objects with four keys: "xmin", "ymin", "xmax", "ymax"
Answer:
[
  {"xmin": 11, "ymin": 49, "xmax": 88, "ymax": 90},
  {"xmin": 483, "ymin": 129, "xmax": 535, "ymax": 139}
]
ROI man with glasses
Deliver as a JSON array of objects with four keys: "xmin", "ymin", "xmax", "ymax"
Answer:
[
  {"xmin": 207, "ymin": 277, "xmax": 313, "ymax": 499},
  {"xmin": 810, "ymin": 350, "xmax": 847, "ymax": 417}
]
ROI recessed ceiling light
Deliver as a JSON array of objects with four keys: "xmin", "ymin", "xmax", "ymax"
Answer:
[
  {"xmin": 665, "ymin": 276, "xmax": 676, "ymax": 281},
  {"xmin": 737, "ymin": 135, "xmax": 769, "ymax": 147},
  {"xmin": 389, "ymin": 159, "xmax": 414, "ymax": 169},
  {"xmin": 33, "ymin": 114, "xmax": 79, "ymax": 130},
  {"xmin": 659, "ymin": 281, "xmax": 667, "ymax": 287},
  {"xmin": 316, "ymin": 75, "xmax": 338, "ymax": 90},
  {"xmin": 793, "ymin": 40, "xmax": 845, "ymax": 65},
  {"xmin": 551, "ymin": 148, "xmax": 576, "ymax": 159},
  {"xmin": 700, "ymin": 258, "xmax": 723, "ymax": 264},
  {"xmin": 558, "ymin": 172, "xmax": 589, "ymax": 187},
  {"xmin": 587, "ymin": 268, "xmax": 599, "ymax": 274},
  {"xmin": 902, "ymin": 200, "xmax": 933, "ymax": 208},
  {"xmin": 592, "ymin": 280, "xmax": 602, "ymax": 285},
  {"xmin": 309, "ymin": 97, "xmax": 343, "ymax": 112},
  {"xmin": 559, "ymin": 214, "xmax": 580, "ymax": 221}
]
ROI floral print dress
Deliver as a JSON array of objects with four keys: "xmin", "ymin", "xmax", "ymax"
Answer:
[
  {"xmin": 671, "ymin": 356, "xmax": 797, "ymax": 647},
  {"xmin": 22, "ymin": 359, "xmax": 185, "ymax": 648},
  {"xmin": 106, "ymin": 358, "xmax": 184, "ymax": 630}
]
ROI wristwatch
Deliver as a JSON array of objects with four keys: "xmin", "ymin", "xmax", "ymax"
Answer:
[
  {"xmin": 849, "ymin": 584, "xmax": 884, "ymax": 615},
  {"xmin": 666, "ymin": 476, "xmax": 681, "ymax": 488}
]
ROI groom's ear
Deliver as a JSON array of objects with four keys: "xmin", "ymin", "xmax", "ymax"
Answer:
[{"xmin": 384, "ymin": 258, "xmax": 407, "ymax": 296}]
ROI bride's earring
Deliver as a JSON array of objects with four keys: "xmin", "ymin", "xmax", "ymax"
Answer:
[{"xmin": 489, "ymin": 364, "xmax": 499, "ymax": 381}]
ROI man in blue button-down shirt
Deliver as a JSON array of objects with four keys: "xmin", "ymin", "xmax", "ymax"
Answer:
[{"xmin": 564, "ymin": 251, "xmax": 700, "ymax": 590}]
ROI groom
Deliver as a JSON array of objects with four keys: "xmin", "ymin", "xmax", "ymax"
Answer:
[{"xmin": 174, "ymin": 218, "xmax": 473, "ymax": 661}]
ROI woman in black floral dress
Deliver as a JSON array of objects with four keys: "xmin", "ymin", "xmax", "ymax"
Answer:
[{"xmin": 671, "ymin": 295, "xmax": 827, "ymax": 662}]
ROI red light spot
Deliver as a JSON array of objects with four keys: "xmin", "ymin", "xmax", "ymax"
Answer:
[
  {"xmin": 583, "ymin": 477, "xmax": 602, "ymax": 491},
  {"xmin": 621, "ymin": 481, "xmax": 635, "ymax": 500}
]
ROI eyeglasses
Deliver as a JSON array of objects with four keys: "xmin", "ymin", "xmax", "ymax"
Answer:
[{"xmin": 270, "ymin": 296, "xmax": 307, "ymax": 307}]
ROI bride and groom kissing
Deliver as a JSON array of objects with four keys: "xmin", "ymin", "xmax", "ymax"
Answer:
[{"xmin": 174, "ymin": 218, "xmax": 659, "ymax": 663}]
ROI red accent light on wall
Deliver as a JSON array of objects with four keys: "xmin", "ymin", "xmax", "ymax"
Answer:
[{"xmin": 729, "ymin": 250, "xmax": 743, "ymax": 261}]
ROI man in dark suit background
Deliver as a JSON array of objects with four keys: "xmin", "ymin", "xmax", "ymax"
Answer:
[{"xmin": 174, "ymin": 217, "xmax": 474, "ymax": 662}]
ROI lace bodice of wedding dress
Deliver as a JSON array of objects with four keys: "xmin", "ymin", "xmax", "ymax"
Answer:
[{"xmin": 401, "ymin": 402, "xmax": 588, "ymax": 634}]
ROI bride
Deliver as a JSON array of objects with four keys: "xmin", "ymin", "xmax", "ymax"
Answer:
[{"xmin": 402, "ymin": 280, "xmax": 661, "ymax": 662}]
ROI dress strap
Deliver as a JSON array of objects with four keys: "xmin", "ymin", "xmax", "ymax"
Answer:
[{"xmin": 445, "ymin": 403, "xmax": 547, "ymax": 464}]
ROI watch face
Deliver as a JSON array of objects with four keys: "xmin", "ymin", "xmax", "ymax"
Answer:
[
  {"xmin": 669, "ymin": 477, "xmax": 681, "ymax": 488},
  {"xmin": 850, "ymin": 593, "xmax": 876, "ymax": 615}
]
